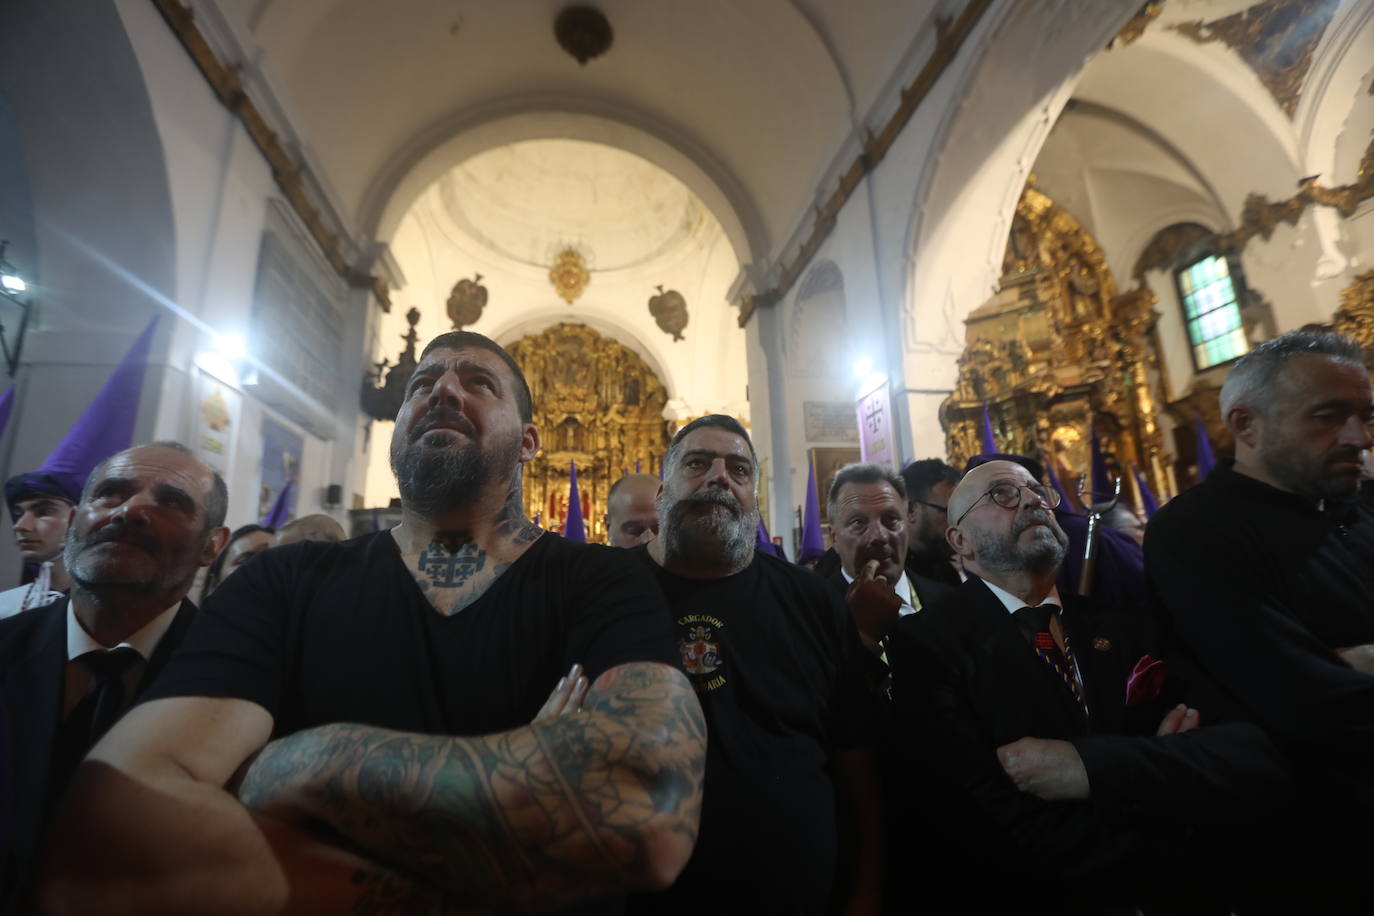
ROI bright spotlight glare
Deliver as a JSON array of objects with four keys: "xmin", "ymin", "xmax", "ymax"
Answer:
[
  {"xmin": 1, "ymin": 274, "xmax": 25, "ymax": 293},
  {"xmin": 852, "ymin": 356, "xmax": 873, "ymax": 379},
  {"xmin": 213, "ymin": 333, "xmax": 247, "ymax": 359}
]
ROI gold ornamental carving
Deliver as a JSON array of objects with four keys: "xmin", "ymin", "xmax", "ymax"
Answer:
[
  {"xmin": 1170, "ymin": 0, "xmax": 1341, "ymax": 117},
  {"xmin": 941, "ymin": 185, "xmax": 1168, "ymax": 506},
  {"xmin": 1114, "ymin": 2, "xmax": 1163, "ymax": 46},
  {"xmin": 1334, "ymin": 269, "xmax": 1374, "ymax": 367},
  {"xmin": 549, "ymin": 248, "xmax": 591, "ymax": 304},
  {"xmin": 446, "ymin": 274, "xmax": 488, "ymax": 330},
  {"xmin": 648, "ymin": 285, "xmax": 689, "ymax": 341},
  {"xmin": 506, "ymin": 323, "xmax": 670, "ymax": 542}
]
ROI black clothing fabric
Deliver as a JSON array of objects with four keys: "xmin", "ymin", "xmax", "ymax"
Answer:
[
  {"xmin": 822, "ymin": 565, "xmax": 950, "ymax": 915},
  {"xmin": 812, "ymin": 545, "xmax": 842, "ymax": 579},
  {"xmin": 147, "ymin": 531, "xmax": 679, "ymax": 916},
  {"xmin": 0, "ymin": 597, "xmax": 198, "ymax": 910},
  {"xmin": 146, "ymin": 531, "xmax": 680, "ymax": 737},
  {"xmin": 625, "ymin": 549, "xmax": 876, "ymax": 916},
  {"xmin": 1146, "ymin": 460, "xmax": 1374, "ymax": 910},
  {"xmin": 52, "ymin": 647, "xmax": 141, "ymax": 799},
  {"xmin": 886, "ymin": 577, "xmax": 1285, "ymax": 914},
  {"xmin": 903, "ymin": 545, "xmax": 961, "ymax": 588}
]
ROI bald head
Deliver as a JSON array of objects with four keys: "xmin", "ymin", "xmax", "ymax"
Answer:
[
  {"xmin": 946, "ymin": 460, "xmax": 1028, "ymax": 525},
  {"xmin": 947, "ymin": 460, "xmax": 1067, "ymax": 583},
  {"xmin": 606, "ymin": 474, "xmax": 660, "ymax": 547},
  {"xmin": 273, "ymin": 513, "xmax": 346, "ymax": 547}
]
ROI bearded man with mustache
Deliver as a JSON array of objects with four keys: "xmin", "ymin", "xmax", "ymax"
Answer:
[
  {"xmin": 885, "ymin": 456, "xmax": 1289, "ymax": 915},
  {"xmin": 627, "ymin": 415, "xmax": 884, "ymax": 916},
  {"xmin": 1146, "ymin": 329, "xmax": 1374, "ymax": 911}
]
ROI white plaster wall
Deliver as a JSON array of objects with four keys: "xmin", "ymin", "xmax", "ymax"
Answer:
[{"xmin": 112, "ymin": 0, "xmax": 366, "ymax": 531}]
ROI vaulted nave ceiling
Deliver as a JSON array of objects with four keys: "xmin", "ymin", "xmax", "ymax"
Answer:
[{"xmin": 222, "ymin": 0, "xmax": 947, "ymax": 264}]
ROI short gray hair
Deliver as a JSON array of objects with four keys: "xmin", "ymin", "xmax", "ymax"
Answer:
[
  {"xmin": 826, "ymin": 462, "xmax": 906, "ymax": 521},
  {"xmin": 1219, "ymin": 329, "xmax": 1365, "ymax": 419}
]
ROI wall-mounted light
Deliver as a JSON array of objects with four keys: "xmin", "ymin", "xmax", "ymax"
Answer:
[
  {"xmin": 196, "ymin": 329, "xmax": 251, "ymax": 387},
  {"xmin": 852, "ymin": 356, "xmax": 874, "ymax": 379},
  {"xmin": 0, "ymin": 240, "xmax": 33, "ymax": 377}
]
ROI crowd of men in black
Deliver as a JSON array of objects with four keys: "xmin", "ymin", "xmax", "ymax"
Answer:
[{"xmin": 1, "ymin": 326, "xmax": 1372, "ymax": 915}]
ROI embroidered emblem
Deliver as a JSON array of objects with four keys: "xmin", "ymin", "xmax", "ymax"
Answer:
[
  {"xmin": 1091, "ymin": 636, "xmax": 1112, "ymax": 652},
  {"xmin": 677, "ymin": 613, "xmax": 728, "ymax": 693},
  {"xmin": 681, "ymin": 625, "xmax": 720, "ymax": 676}
]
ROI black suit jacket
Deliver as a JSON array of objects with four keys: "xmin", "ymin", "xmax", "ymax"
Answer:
[
  {"xmin": 885, "ymin": 577, "xmax": 1285, "ymax": 913},
  {"xmin": 0, "ymin": 597, "xmax": 198, "ymax": 905}
]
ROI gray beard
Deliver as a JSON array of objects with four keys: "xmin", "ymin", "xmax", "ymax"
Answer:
[
  {"xmin": 971, "ymin": 510, "xmax": 1067, "ymax": 576},
  {"xmin": 659, "ymin": 489, "xmax": 756, "ymax": 572}
]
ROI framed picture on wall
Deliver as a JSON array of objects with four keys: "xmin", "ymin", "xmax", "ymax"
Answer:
[{"xmin": 809, "ymin": 447, "xmax": 861, "ymax": 522}]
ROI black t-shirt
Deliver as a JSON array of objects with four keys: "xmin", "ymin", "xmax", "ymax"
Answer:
[
  {"xmin": 625, "ymin": 548, "xmax": 876, "ymax": 916},
  {"xmin": 146, "ymin": 530, "xmax": 680, "ymax": 739}
]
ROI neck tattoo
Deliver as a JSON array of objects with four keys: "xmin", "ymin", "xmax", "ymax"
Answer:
[{"xmin": 417, "ymin": 538, "xmax": 486, "ymax": 589}]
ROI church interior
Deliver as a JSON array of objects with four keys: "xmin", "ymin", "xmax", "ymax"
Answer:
[{"xmin": 0, "ymin": 0, "xmax": 1371, "ymax": 571}]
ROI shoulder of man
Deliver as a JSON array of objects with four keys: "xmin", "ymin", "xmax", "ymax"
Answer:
[
  {"xmin": 894, "ymin": 578, "xmax": 995, "ymax": 652},
  {"xmin": 753, "ymin": 548, "xmax": 836, "ymax": 598},
  {"xmin": 0, "ymin": 595, "xmax": 66, "ymax": 654}
]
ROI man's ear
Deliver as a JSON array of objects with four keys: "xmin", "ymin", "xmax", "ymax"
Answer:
[
  {"xmin": 1228, "ymin": 405, "xmax": 1261, "ymax": 449},
  {"xmin": 946, "ymin": 524, "xmax": 970, "ymax": 559},
  {"xmin": 200, "ymin": 525, "xmax": 231, "ymax": 568},
  {"xmin": 519, "ymin": 423, "xmax": 542, "ymax": 463}
]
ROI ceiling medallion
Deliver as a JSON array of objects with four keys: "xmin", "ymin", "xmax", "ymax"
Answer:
[
  {"xmin": 554, "ymin": 5, "xmax": 613, "ymax": 65},
  {"xmin": 648, "ymin": 285, "xmax": 689, "ymax": 341},
  {"xmin": 446, "ymin": 273, "xmax": 488, "ymax": 329},
  {"xmin": 549, "ymin": 247, "xmax": 591, "ymax": 304}
]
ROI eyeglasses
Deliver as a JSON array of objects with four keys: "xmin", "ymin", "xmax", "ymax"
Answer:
[{"xmin": 954, "ymin": 481, "xmax": 1061, "ymax": 527}]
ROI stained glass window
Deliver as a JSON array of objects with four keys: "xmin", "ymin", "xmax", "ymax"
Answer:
[{"xmin": 1176, "ymin": 254, "xmax": 1248, "ymax": 370}]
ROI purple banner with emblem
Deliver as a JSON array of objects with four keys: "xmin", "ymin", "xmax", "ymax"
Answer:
[{"xmin": 856, "ymin": 376, "xmax": 895, "ymax": 469}]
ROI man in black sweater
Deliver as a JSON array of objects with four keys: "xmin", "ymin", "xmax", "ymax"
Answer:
[{"xmin": 1146, "ymin": 329, "xmax": 1374, "ymax": 912}]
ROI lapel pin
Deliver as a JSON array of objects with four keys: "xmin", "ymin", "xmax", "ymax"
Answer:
[{"xmin": 1091, "ymin": 637, "xmax": 1112, "ymax": 652}]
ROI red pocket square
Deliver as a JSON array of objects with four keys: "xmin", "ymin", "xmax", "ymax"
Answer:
[{"xmin": 1125, "ymin": 654, "xmax": 1167, "ymax": 707}]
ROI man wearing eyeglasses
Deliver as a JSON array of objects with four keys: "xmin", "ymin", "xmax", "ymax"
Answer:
[
  {"xmin": 898, "ymin": 458, "xmax": 961, "ymax": 588},
  {"xmin": 886, "ymin": 456, "xmax": 1287, "ymax": 913}
]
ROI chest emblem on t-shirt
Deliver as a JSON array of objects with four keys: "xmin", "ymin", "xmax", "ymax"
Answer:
[
  {"xmin": 677, "ymin": 613, "xmax": 727, "ymax": 693},
  {"xmin": 682, "ymin": 625, "xmax": 720, "ymax": 675}
]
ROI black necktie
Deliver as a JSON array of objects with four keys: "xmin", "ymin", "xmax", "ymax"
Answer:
[{"xmin": 51, "ymin": 647, "xmax": 141, "ymax": 806}]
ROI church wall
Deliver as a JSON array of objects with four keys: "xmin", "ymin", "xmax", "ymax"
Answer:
[
  {"xmin": 0, "ymin": 0, "xmax": 367, "ymax": 541},
  {"xmin": 882, "ymin": 1, "xmax": 1140, "ymax": 465},
  {"xmin": 0, "ymin": 0, "xmax": 180, "ymax": 583}
]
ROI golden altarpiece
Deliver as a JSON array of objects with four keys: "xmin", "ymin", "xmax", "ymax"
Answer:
[
  {"xmin": 506, "ymin": 323, "xmax": 671, "ymax": 541},
  {"xmin": 941, "ymin": 186, "xmax": 1170, "ymax": 507}
]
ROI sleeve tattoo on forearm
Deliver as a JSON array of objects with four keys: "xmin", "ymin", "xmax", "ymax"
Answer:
[{"xmin": 237, "ymin": 662, "xmax": 707, "ymax": 910}]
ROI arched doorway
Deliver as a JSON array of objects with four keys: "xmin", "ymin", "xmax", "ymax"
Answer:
[{"xmin": 508, "ymin": 323, "xmax": 670, "ymax": 540}]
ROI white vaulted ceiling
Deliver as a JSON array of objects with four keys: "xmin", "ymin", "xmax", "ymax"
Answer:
[{"xmin": 222, "ymin": 0, "xmax": 945, "ymax": 267}]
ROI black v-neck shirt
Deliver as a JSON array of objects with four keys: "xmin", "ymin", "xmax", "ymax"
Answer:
[{"xmin": 146, "ymin": 530, "xmax": 680, "ymax": 738}]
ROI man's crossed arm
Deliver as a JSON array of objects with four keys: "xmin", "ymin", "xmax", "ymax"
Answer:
[{"xmin": 38, "ymin": 662, "xmax": 706, "ymax": 915}]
